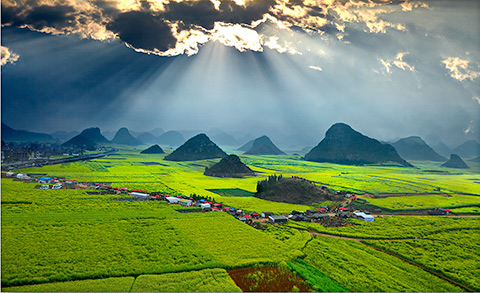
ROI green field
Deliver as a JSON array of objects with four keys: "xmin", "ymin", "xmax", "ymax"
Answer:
[
  {"xmin": 303, "ymin": 237, "xmax": 461, "ymax": 292},
  {"xmin": 2, "ymin": 149, "xmax": 480, "ymax": 291},
  {"xmin": 1, "ymin": 178, "xmax": 301, "ymax": 288},
  {"xmin": 287, "ymin": 216, "xmax": 480, "ymax": 239},
  {"xmin": 364, "ymin": 229, "xmax": 480, "ymax": 291},
  {"xmin": 6, "ymin": 277, "xmax": 135, "ymax": 292},
  {"xmin": 131, "ymin": 269, "xmax": 242, "ymax": 292},
  {"xmin": 359, "ymin": 194, "xmax": 480, "ymax": 211}
]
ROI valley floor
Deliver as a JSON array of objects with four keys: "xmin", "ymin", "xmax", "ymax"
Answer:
[{"xmin": 2, "ymin": 149, "xmax": 479, "ymax": 292}]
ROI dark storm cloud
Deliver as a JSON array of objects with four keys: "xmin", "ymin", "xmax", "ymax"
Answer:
[
  {"xmin": 2, "ymin": 3, "xmax": 76, "ymax": 30},
  {"xmin": 107, "ymin": 11, "xmax": 176, "ymax": 52},
  {"xmin": 1, "ymin": 0, "xmax": 421, "ymax": 56}
]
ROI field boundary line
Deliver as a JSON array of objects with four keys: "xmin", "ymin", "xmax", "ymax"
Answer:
[
  {"xmin": 128, "ymin": 275, "xmax": 137, "ymax": 292},
  {"xmin": 360, "ymin": 242, "xmax": 475, "ymax": 292}
]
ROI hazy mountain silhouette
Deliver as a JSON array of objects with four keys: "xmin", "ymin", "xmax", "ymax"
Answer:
[
  {"xmin": 244, "ymin": 136, "xmax": 285, "ymax": 155},
  {"xmin": 392, "ymin": 136, "xmax": 446, "ymax": 161},
  {"xmin": 101, "ymin": 130, "xmax": 116, "ymax": 141},
  {"xmin": 441, "ymin": 154, "xmax": 469, "ymax": 169},
  {"xmin": 452, "ymin": 140, "xmax": 480, "ymax": 159},
  {"xmin": 51, "ymin": 130, "xmax": 80, "ymax": 142},
  {"xmin": 79, "ymin": 127, "xmax": 110, "ymax": 143},
  {"xmin": 150, "ymin": 127, "xmax": 165, "ymax": 137},
  {"xmin": 111, "ymin": 128, "xmax": 140, "ymax": 145},
  {"xmin": 158, "ymin": 131, "xmax": 185, "ymax": 146},
  {"xmin": 62, "ymin": 127, "xmax": 109, "ymax": 148},
  {"xmin": 469, "ymin": 156, "xmax": 480, "ymax": 162},
  {"xmin": 1, "ymin": 123, "xmax": 56, "ymax": 143},
  {"xmin": 211, "ymin": 132, "xmax": 238, "ymax": 146},
  {"xmin": 300, "ymin": 146, "xmax": 313, "ymax": 154},
  {"xmin": 136, "ymin": 132, "xmax": 158, "ymax": 144},
  {"xmin": 164, "ymin": 133, "xmax": 228, "ymax": 161},
  {"xmin": 62, "ymin": 135, "xmax": 96, "ymax": 149},
  {"xmin": 140, "ymin": 144, "xmax": 164, "ymax": 154},
  {"xmin": 204, "ymin": 154, "xmax": 255, "ymax": 178},
  {"xmin": 237, "ymin": 139, "xmax": 254, "ymax": 151},
  {"xmin": 431, "ymin": 141, "xmax": 452, "ymax": 158},
  {"xmin": 305, "ymin": 123, "xmax": 413, "ymax": 167}
]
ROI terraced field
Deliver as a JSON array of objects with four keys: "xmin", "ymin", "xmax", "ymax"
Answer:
[{"xmin": 2, "ymin": 149, "xmax": 479, "ymax": 291}]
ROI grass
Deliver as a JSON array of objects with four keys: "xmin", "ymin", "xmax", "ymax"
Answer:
[
  {"xmin": 303, "ymin": 237, "xmax": 461, "ymax": 292},
  {"xmin": 364, "ymin": 229, "xmax": 480, "ymax": 291},
  {"xmin": 4, "ymin": 149, "xmax": 479, "ymax": 291},
  {"xmin": 207, "ymin": 188, "xmax": 254, "ymax": 197},
  {"xmin": 131, "ymin": 269, "xmax": 242, "ymax": 292},
  {"xmin": 360, "ymin": 194, "xmax": 480, "ymax": 210},
  {"xmin": 4, "ymin": 277, "xmax": 135, "ymax": 292},
  {"xmin": 286, "ymin": 260, "xmax": 348, "ymax": 292},
  {"xmin": 1, "ymin": 178, "xmax": 302, "ymax": 288},
  {"xmin": 287, "ymin": 216, "xmax": 480, "ymax": 239}
]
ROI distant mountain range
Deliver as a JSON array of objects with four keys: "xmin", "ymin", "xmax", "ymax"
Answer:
[
  {"xmin": 1, "ymin": 123, "xmax": 56, "ymax": 143},
  {"xmin": 112, "ymin": 128, "xmax": 140, "ymax": 146},
  {"xmin": 62, "ymin": 127, "xmax": 109, "ymax": 149},
  {"xmin": 157, "ymin": 131, "xmax": 185, "ymax": 146},
  {"xmin": 3, "ymin": 122, "xmax": 479, "ymax": 163},
  {"xmin": 62, "ymin": 135, "xmax": 97, "ymax": 150},
  {"xmin": 391, "ymin": 136, "xmax": 446, "ymax": 161},
  {"xmin": 305, "ymin": 123, "xmax": 412, "ymax": 167},
  {"xmin": 51, "ymin": 130, "xmax": 80, "ymax": 142},
  {"xmin": 136, "ymin": 132, "xmax": 158, "ymax": 144},
  {"xmin": 452, "ymin": 140, "xmax": 480, "ymax": 159},
  {"xmin": 238, "ymin": 139, "xmax": 254, "ymax": 151}
]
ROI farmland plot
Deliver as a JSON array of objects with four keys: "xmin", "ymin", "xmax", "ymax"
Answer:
[
  {"xmin": 5, "ymin": 277, "xmax": 134, "ymax": 292},
  {"xmin": 303, "ymin": 237, "xmax": 461, "ymax": 292},
  {"xmin": 364, "ymin": 230, "xmax": 480, "ymax": 291},
  {"xmin": 131, "ymin": 269, "xmax": 241, "ymax": 292}
]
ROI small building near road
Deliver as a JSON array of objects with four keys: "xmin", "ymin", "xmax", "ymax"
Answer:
[
  {"xmin": 262, "ymin": 212, "xmax": 274, "ymax": 218},
  {"xmin": 291, "ymin": 214, "xmax": 310, "ymax": 222},
  {"xmin": 166, "ymin": 197, "xmax": 180, "ymax": 204},
  {"xmin": 178, "ymin": 199, "xmax": 193, "ymax": 206},
  {"xmin": 352, "ymin": 211, "xmax": 374, "ymax": 222},
  {"xmin": 250, "ymin": 211, "xmax": 259, "ymax": 219},
  {"xmin": 269, "ymin": 215, "xmax": 288, "ymax": 224},
  {"xmin": 200, "ymin": 203, "xmax": 211, "ymax": 210}
]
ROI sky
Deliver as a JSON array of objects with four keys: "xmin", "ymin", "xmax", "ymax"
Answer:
[{"xmin": 1, "ymin": 0, "xmax": 479, "ymax": 148}]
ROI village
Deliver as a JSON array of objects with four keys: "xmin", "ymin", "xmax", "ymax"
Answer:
[{"xmin": 2, "ymin": 170, "xmax": 390, "ymax": 231}]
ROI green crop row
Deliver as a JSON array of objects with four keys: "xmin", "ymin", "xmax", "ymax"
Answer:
[
  {"xmin": 302, "ymin": 237, "xmax": 461, "ymax": 292},
  {"xmin": 5, "ymin": 269, "xmax": 242, "ymax": 292},
  {"xmin": 363, "ymin": 229, "xmax": 480, "ymax": 291},
  {"xmin": 286, "ymin": 260, "xmax": 348, "ymax": 292},
  {"xmin": 264, "ymin": 225, "xmax": 312, "ymax": 250},
  {"xmin": 4, "ymin": 277, "xmax": 134, "ymax": 292},
  {"xmin": 361, "ymin": 194, "xmax": 480, "ymax": 210},
  {"xmin": 287, "ymin": 216, "xmax": 480, "ymax": 239},
  {"xmin": 131, "ymin": 269, "xmax": 242, "ymax": 292}
]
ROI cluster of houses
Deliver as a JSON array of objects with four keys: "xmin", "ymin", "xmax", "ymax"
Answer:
[{"xmin": 5, "ymin": 170, "xmax": 383, "ymax": 225}]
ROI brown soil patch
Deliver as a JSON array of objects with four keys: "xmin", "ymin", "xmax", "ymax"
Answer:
[{"xmin": 228, "ymin": 266, "xmax": 312, "ymax": 292}]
